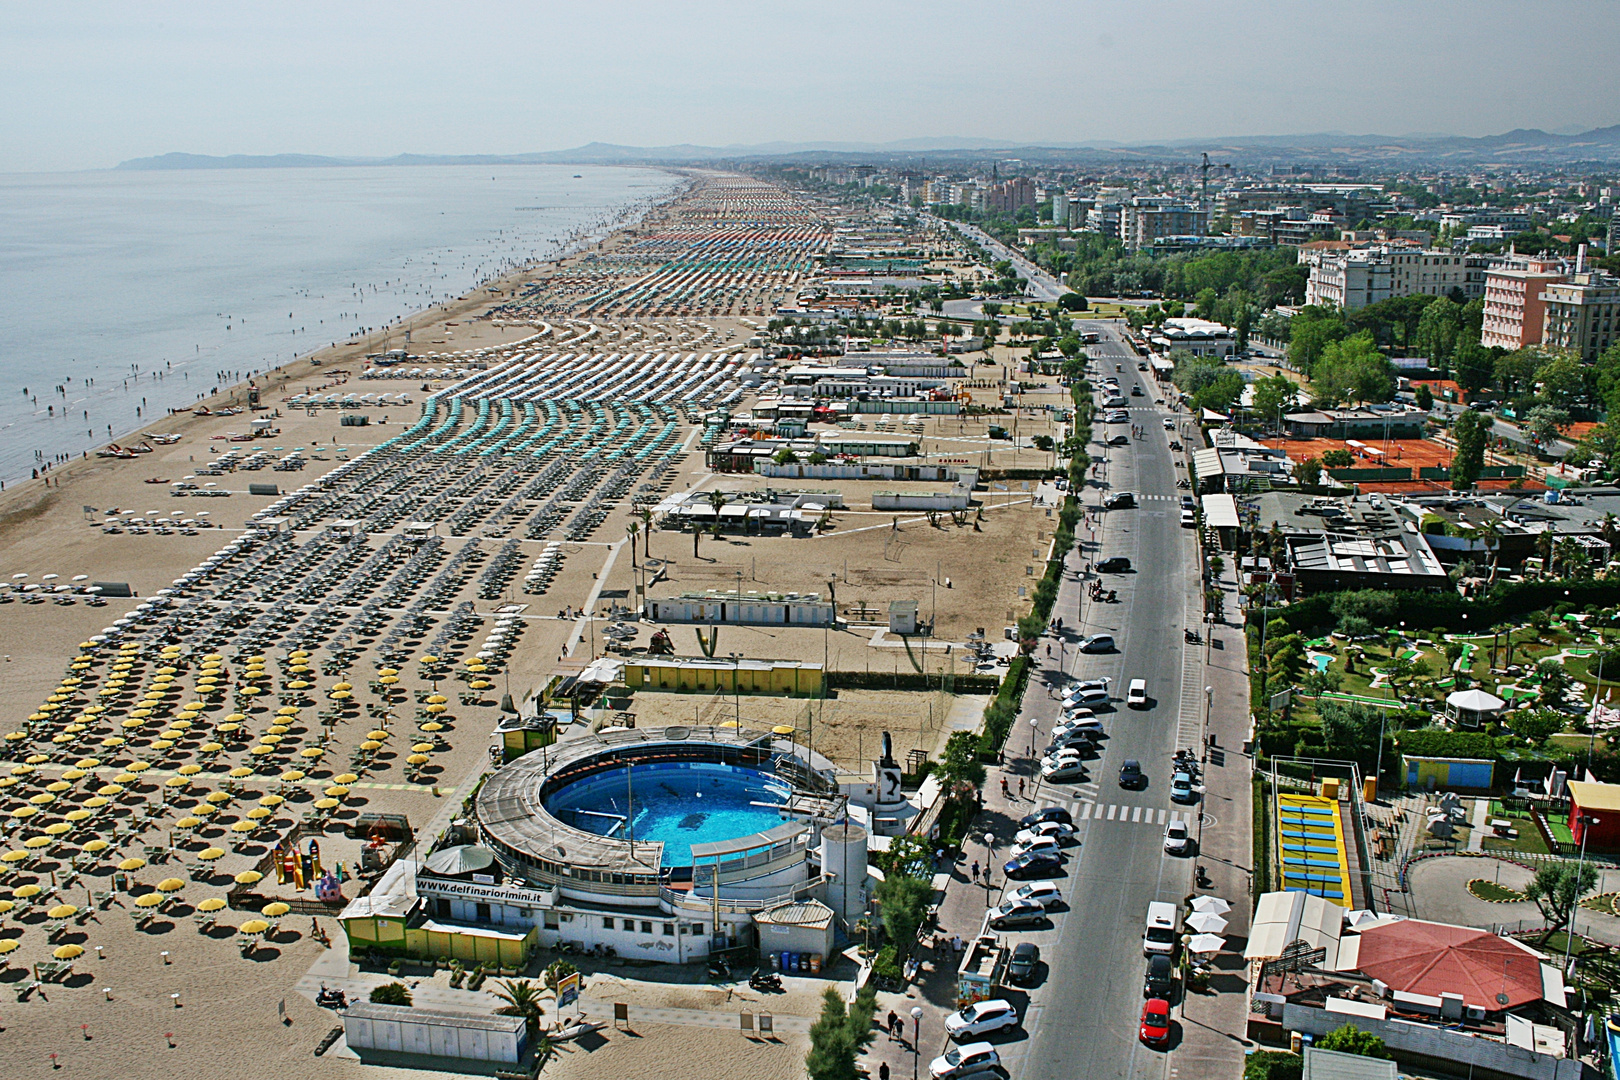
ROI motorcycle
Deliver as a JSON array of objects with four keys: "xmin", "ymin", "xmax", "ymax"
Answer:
[
  {"xmin": 708, "ymin": 958, "xmax": 733, "ymax": 981},
  {"xmin": 1176, "ymin": 479, "xmax": 1190, "ymax": 489},
  {"xmin": 315, "ymin": 986, "xmax": 349, "ymax": 1010},
  {"xmin": 1184, "ymin": 628, "xmax": 1201, "ymax": 644},
  {"xmin": 1196, "ymin": 864, "xmax": 1214, "ymax": 889},
  {"xmin": 749, "ymin": 969, "xmax": 784, "ymax": 992}
]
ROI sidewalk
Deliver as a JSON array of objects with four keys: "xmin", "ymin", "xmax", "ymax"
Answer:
[{"xmin": 1175, "ymin": 555, "xmax": 1257, "ymax": 1079}]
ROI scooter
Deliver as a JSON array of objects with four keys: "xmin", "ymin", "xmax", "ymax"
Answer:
[
  {"xmin": 1184, "ymin": 628, "xmax": 1201, "ymax": 644},
  {"xmin": 1176, "ymin": 479, "xmax": 1191, "ymax": 489},
  {"xmin": 1196, "ymin": 864, "xmax": 1214, "ymax": 889},
  {"xmin": 749, "ymin": 969, "xmax": 784, "ymax": 992},
  {"xmin": 315, "ymin": 986, "xmax": 349, "ymax": 1009},
  {"xmin": 708, "ymin": 958, "xmax": 733, "ymax": 981}
]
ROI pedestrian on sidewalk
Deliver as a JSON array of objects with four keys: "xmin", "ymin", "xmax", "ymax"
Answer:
[
  {"xmin": 970, "ymin": 860, "xmax": 979, "ymax": 882},
  {"xmin": 1018, "ymin": 777, "xmax": 1025, "ymax": 798},
  {"xmin": 880, "ymin": 1063, "xmax": 891, "ymax": 1080},
  {"xmin": 1000, "ymin": 777, "xmax": 1009, "ymax": 797},
  {"xmin": 887, "ymin": 1009, "xmax": 900, "ymax": 1041}
]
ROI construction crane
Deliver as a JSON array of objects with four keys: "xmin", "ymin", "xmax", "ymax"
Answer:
[{"xmin": 1200, "ymin": 152, "xmax": 1232, "ymax": 213}]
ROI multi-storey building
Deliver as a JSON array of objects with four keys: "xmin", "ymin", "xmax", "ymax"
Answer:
[
  {"xmin": 1480, "ymin": 257, "xmax": 1567, "ymax": 351},
  {"xmin": 1540, "ymin": 271, "xmax": 1620, "ymax": 361},
  {"xmin": 1303, "ymin": 245, "xmax": 1488, "ymax": 312}
]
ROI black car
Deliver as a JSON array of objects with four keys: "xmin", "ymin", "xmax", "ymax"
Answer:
[
  {"xmin": 1144, "ymin": 954, "xmax": 1175, "ymax": 998},
  {"xmin": 1179, "ymin": 496, "xmax": 1194, "ymax": 510},
  {"xmin": 1104, "ymin": 492, "xmax": 1136, "ymax": 509},
  {"xmin": 1097, "ymin": 556, "xmax": 1132, "ymax": 573},
  {"xmin": 1008, "ymin": 942, "xmax": 1041, "ymax": 985},
  {"xmin": 1019, "ymin": 806, "xmax": 1074, "ymax": 830},
  {"xmin": 1004, "ymin": 851, "xmax": 1063, "ymax": 879},
  {"xmin": 1119, "ymin": 759, "xmax": 1144, "ymax": 789},
  {"xmin": 1131, "ymin": 386, "xmax": 1144, "ymax": 396}
]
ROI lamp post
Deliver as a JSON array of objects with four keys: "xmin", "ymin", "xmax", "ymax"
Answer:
[
  {"xmin": 1566, "ymin": 813, "xmax": 1600, "ymax": 973},
  {"xmin": 910, "ymin": 1005, "xmax": 924, "ymax": 1080},
  {"xmin": 1203, "ymin": 686, "xmax": 1213, "ymax": 760},
  {"xmin": 982, "ymin": 832, "xmax": 996, "ymax": 907},
  {"xmin": 728, "ymin": 652, "xmax": 741, "ymax": 729}
]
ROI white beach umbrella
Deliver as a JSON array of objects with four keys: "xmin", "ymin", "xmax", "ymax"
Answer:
[
  {"xmin": 1187, "ymin": 934, "xmax": 1226, "ymax": 954},
  {"xmin": 1187, "ymin": 912, "xmax": 1229, "ymax": 935},
  {"xmin": 1189, "ymin": 896, "xmax": 1232, "ymax": 915},
  {"xmin": 72, "ymin": 575, "xmax": 88, "ymax": 582},
  {"xmin": 41, "ymin": 574, "xmax": 59, "ymax": 582}
]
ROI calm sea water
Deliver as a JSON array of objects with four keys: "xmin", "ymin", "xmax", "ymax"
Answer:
[{"xmin": 0, "ymin": 164, "xmax": 680, "ymax": 485}]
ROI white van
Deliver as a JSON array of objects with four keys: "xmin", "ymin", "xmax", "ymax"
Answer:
[
  {"xmin": 1127, "ymin": 679, "xmax": 1147, "ymax": 708},
  {"xmin": 1143, "ymin": 901, "xmax": 1178, "ymax": 955}
]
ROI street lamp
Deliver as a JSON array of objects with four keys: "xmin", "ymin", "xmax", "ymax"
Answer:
[
  {"xmin": 982, "ymin": 832, "xmax": 996, "ymax": 907},
  {"xmin": 1203, "ymin": 686, "xmax": 1213, "ymax": 758},
  {"xmin": 1566, "ymin": 813, "xmax": 1600, "ymax": 973},
  {"xmin": 911, "ymin": 1005, "xmax": 924, "ymax": 1080}
]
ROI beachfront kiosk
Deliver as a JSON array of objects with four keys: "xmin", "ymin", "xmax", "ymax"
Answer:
[{"xmin": 344, "ymin": 725, "xmax": 863, "ymax": 967}]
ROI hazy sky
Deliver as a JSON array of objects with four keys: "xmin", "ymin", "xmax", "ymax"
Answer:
[{"xmin": 4, "ymin": 0, "xmax": 1618, "ymax": 172}]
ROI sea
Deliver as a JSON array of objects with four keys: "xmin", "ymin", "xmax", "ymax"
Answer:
[{"xmin": 0, "ymin": 163, "xmax": 681, "ymax": 486}]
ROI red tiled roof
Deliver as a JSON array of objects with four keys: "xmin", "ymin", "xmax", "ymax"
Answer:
[{"xmin": 1353, "ymin": 920, "xmax": 1543, "ymax": 1010}]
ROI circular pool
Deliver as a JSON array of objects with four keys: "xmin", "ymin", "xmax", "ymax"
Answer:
[{"xmin": 544, "ymin": 760, "xmax": 791, "ymax": 866}]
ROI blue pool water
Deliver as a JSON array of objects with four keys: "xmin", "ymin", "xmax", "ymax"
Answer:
[
  {"xmin": 546, "ymin": 761, "xmax": 791, "ymax": 866},
  {"xmin": 1312, "ymin": 654, "xmax": 1332, "ymax": 672}
]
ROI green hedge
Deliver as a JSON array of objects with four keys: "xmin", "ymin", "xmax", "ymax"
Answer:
[
  {"xmin": 827, "ymin": 670, "xmax": 1002, "ymax": 694},
  {"xmin": 1261, "ymin": 580, "xmax": 1620, "ymax": 637}
]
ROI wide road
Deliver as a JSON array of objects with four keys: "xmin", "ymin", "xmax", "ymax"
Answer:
[
  {"xmin": 1003, "ymin": 321, "xmax": 1202, "ymax": 1080},
  {"xmin": 948, "ymin": 221, "xmax": 1067, "ymax": 302}
]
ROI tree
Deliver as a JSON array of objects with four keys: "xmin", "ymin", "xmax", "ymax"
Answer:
[
  {"xmin": 491, "ymin": 979, "xmax": 544, "ymax": 1038},
  {"xmin": 1535, "ymin": 353, "xmax": 1586, "ymax": 410},
  {"xmin": 1251, "ymin": 374, "xmax": 1298, "ymax": 428},
  {"xmin": 1057, "ymin": 291, "xmax": 1088, "ymax": 312},
  {"xmin": 1453, "ymin": 339, "xmax": 1495, "ymax": 394},
  {"xmin": 1332, "ymin": 589, "xmax": 1398, "ymax": 625},
  {"xmin": 1321, "ymin": 448, "xmax": 1354, "ymax": 468},
  {"xmin": 1534, "ymin": 658, "xmax": 1574, "ymax": 707},
  {"xmin": 1495, "ymin": 348, "xmax": 1540, "ymax": 396},
  {"xmin": 370, "ymin": 982, "xmax": 412, "ymax": 1006},
  {"xmin": 807, "ymin": 451, "xmax": 828, "ymax": 465},
  {"xmin": 1286, "ymin": 305, "xmax": 1348, "ymax": 371},
  {"xmin": 1507, "ymin": 708, "xmax": 1565, "ymax": 745},
  {"xmin": 1243, "ymin": 1049, "xmax": 1303, "ymax": 1080},
  {"xmin": 1524, "ymin": 862, "xmax": 1600, "ymax": 943},
  {"xmin": 1318, "ymin": 700, "xmax": 1383, "ymax": 765},
  {"xmin": 981, "ymin": 302, "xmax": 1002, "ymax": 318},
  {"xmin": 1294, "ymin": 456, "xmax": 1323, "ymax": 487},
  {"xmin": 1451, "ymin": 409, "xmax": 1490, "ymax": 490},
  {"xmin": 874, "ymin": 873, "xmax": 933, "ymax": 961},
  {"xmin": 1414, "ymin": 383, "xmax": 1434, "ymax": 411},
  {"xmin": 1595, "ymin": 341, "xmax": 1620, "ymax": 416},
  {"xmin": 1310, "ymin": 332, "xmax": 1395, "ymax": 406},
  {"xmin": 772, "ymin": 447, "xmax": 800, "ymax": 465},
  {"xmin": 1316, "ymin": 1023, "xmax": 1391, "ymax": 1059},
  {"xmin": 1414, "ymin": 295, "xmax": 1464, "ymax": 366},
  {"xmin": 1523, "ymin": 405, "xmax": 1571, "ymax": 452},
  {"xmin": 938, "ymin": 730, "xmax": 987, "ymax": 797},
  {"xmin": 805, "ymin": 985, "xmax": 878, "ymax": 1080},
  {"xmin": 543, "ymin": 958, "xmax": 579, "ymax": 994}
]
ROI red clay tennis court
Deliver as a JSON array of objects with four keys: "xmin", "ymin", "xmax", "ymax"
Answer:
[{"xmin": 1261, "ymin": 436, "xmax": 1545, "ymax": 494}]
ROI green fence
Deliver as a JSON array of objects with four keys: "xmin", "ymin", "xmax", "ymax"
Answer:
[{"xmin": 1326, "ymin": 467, "xmax": 1413, "ymax": 482}]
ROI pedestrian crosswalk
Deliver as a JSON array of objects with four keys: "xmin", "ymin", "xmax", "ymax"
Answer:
[{"xmin": 1036, "ymin": 797, "xmax": 1195, "ymax": 826}]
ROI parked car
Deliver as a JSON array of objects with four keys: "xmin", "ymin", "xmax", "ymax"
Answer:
[
  {"xmin": 1163, "ymin": 819, "xmax": 1191, "ymax": 855},
  {"xmin": 1104, "ymin": 491, "xmax": 1136, "ymax": 509},
  {"xmin": 1040, "ymin": 748, "xmax": 1085, "ymax": 773},
  {"xmin": 1064, "ymin": 678, "xmax": 1110, "ymax": 698},
  {"xmin": 1053, "ymin": 718, "xmax": 1103, "ymax": 742},
  {"xmin": 1180, "ymin": 495, "xmax": 1194, "ymax": 510},
  {"xmin": 1126, "ymin": 678, "xmax": 1147, "ymax": 708},
  {"xmin": 988, "ymin": 897, "xmax": 1046, "ymax": 930},
  {"xmin": 1015, "ymin": 821, "xmax": 1076, "ymax": 847},
  {"xmin": 1004, "ymin": 850, "xmax": 1063, "ymax": 879},
  {"xmin": 1019, "ymin": 807, "xmax": 1072, "ymax": 830},
  {"xmin": 1040, "ymin": 759, "xmax": 1088, "ymax": 783},
  {"xmin": 1097, "ymin": 556, "xmax": 1131, "ymax": 572},
  {"xmin": 1045, "ymin": 733, "xmax": 1099, "ymax": 758},
  {"xmin": 1139, "ymin": 998, "xmax": 1172, "ymax": 1047},
  {"xmin": 1108, "ymin": 433, "xmax": 1130, "ymax": 446},
  {"xmin": 1180, "ymin": 508, "xmax": 1197, "ymax": 528},
  {"xmin": 1144, "ymin": 954, "xmax": 1175, "ymax": 999},
  {"xmin": 1162, "ymin": 417, "xmax": 1174, "ymax": 429},
  {"xmin": 1170, "ymin": 772, "xmax": 1196, "ymax": 803},
  {"xmin": 1079, "ymin": 633, "xmax": 1115, "ymax": 652},
  {"xmin": 931, "ymin": 1042, "xmax": 1001, "ymax": 1078},
  {"xmin": 1009, "ymin": 881, "xmax": 1064, "ymax": 909},
  {"xmin": 946, "ymin": 1000, "xmax": 1019, "ymax": 1041},
  {"xmin": 1007, "ymin": 942, "xmax": 1041, "ymax": 985},
  {"xmin": 1065, "ymin": 685, "xmax": 1110, "ymax": 705},
  {"xmin": 1119, "ymin": 759, "xmax": 1144, "ymax": 789}
]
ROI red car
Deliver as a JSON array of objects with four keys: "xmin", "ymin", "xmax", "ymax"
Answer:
[{"xmin": 1139, "ymin": 998, "xmax": 1172, "ymax": 1047}]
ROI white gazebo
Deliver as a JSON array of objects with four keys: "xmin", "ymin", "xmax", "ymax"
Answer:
[{"xmin": 1445, "ymin": 688, "xmax": 1505, "ymax": 729}]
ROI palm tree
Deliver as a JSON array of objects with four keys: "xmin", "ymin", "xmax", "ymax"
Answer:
[
  {"xmin": 636, "ymin": 508, "xmax": 655, "ymax": 560},
  {"xmin": 492, "ymin": 979, "xmax": 543, "ymax": 1038},
  {"xmin": 1474, "ymin": 517, "xmax": 1501, "ymax": 585},
  {"xmin": 626, "ymin": 521, "xmax": 639, "ymax": 570}
]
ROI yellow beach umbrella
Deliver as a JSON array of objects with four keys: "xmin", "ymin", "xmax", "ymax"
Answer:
[
  {"xmin": 10, "ymin": 765, "xmax": 35, "ymax": 777},
  {"xmin": 0, "ymin": 939, "xmax": 18, "ymax": 954},
  {"xmin": 299, "ymin": 747, "xmax": 324, "ymax": 760},
  {"xmin": 257, "ymin": 794, "xmax": 283, "ymax": 808},
  {"xmin": 323, "ymin": 786, "xmax": 350, "ymax": 798},
  {"xmin": 0, "ymin": 850, "xmax": 28, "ymax": 863},
  {"xmin": 135, "ymin": 893, "xmax": 163, "ymax": 909},
  {"xmin": 411, "ymin": 742, "xmax": 434, "ymax": 754},
  {"xmin": 229, "ymin": 821, "xmax": 256, "ymax": 834},
  {"xmin": 333, "ymin": 773, "xmax": 358, "ymax": 785},
  {"xmin": 75, "ymin": 758, "xmax": 100, "ymax": 769},
  {"xmin": 45, "ymin": 781, "xmax": 71, "ymax": 793},
  {"xmin": 83, "ymin": 796, "xmax": 109, "ymax": 809},
  {"xmin": 239, "ymin": 919, "xmax": 269, "ymax": 935},
  {"xmin": 234, "ymin": 870, "xmax": 262, "ymax": 885},
  {"xmin": 425, "ymin": 704, "xmax": 447, "ymax": 715},
  {"xmin": 126, "ymin": 761, "xmax": 151, "ymax": 773},
  {"xmin": 406, "ymin": 754, "xmax": 430, "ymax": 766},
  {"xmin": 359, "ymin": 740, "xmax": 381, "ymax": 752},
  {"xmin": 197, "ymin": 847, "xmax": 226, "ymax": 861},
  {"xmin": 419, "ymin": 722, "xmax": 444, "ymax": 732},
  {"xmin": 65, "ymin": 809, "xmax": 91, "ymax": 823},
  {"xmin": 100, "ymin": 737, "xmax": 126, "ymax": 748},
  {"xmin": 178, "ymin": 764, "xmax": 203, "ymax": 776},
  {"xmin": 199, "ymin": 742, "xmax": 224, "ymax": 754},
  {"xmin": 197, "ymin": 897, "xmax": 226, "ymax": 912},
  {"xmin": 378, "ymin": 675, "xmax": 399, "ymax": 685},
  {"xmin": 246, "ymin": 807, "xmax": 271, "ymax": 820},
  {"xmin": 14, "ymin": 884, "xmax": 44, "ymax": 898},
  {"xmin": 163, "ymin": 777, "xmax": 189, "ymax": 789},
  {"xmin": 425, "ymin": 694, "xmax": 448, "ymax": 705},
  {"xmin": 118, "ymin": 857, "xmax": 146, "ymax": 871},
  {"xmin": 44, "ymin": 822, "xmax": 72, "ymax": 836},
  {"xmin": 156, "ymin": 878, "xmax": 186, "ymax": 892},
  {"xmin": 53, "ymin": 943, "xmax": 85, "ymax": 960},
  {"xmin": 314, "ymin": 798, "xmax": 340, "ymax": 810},
  {"xmin": 28, "ymin": 793, "xmax": 56, "ymax": 806},
  {"xmin": 24, "ymin": 836, "xmax": 53, "ymax": 849},
  {"xmin": 82, "ymin": 839, "xmax": 110, "ymax": 853},
  {"xmin": 174, "ymin": 817, "xmax": 202, "ymax": 830},
  {"xmin": 48, "ymin": 903, "xmax": 78, "ymax": 919},
  {"xmin": 279, "ymin": 770, "xmax": 304, "ymax": 782},
  {"xmin": 8, "ymin": 807, "xmax": 38, "ymax": 820},
  {"xmin": 286, "ymin": 680, "xmax": 310, "ymax": 690},
  {"xmin": 205, "ymin": 791, "xmax": 231, "ymax": 805},
  {"xmin": 276, "ymin": 706, "xmax": 299, "ymax": 717},
  {"xmin": 261, "ymin": 902, "xmax": 290, "ymax": 918},
  {"xmin": 224, "ymin": 713, "xmax": 246, "ymax": 724},
  {"xmin": 249, "ymin": 745, "xmax": 275, "ymax": 756},
  {"xmin": 227, "ymin": 767, "xmax": 252, "ymax": 779}
]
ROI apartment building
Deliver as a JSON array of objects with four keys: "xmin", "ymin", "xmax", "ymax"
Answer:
[
  {"xmin": 1480, "ymin": 257, "xmax": 1567, "ymax": 350},
  {"xmin": 1303, "ymin": 245, "xmax": 1488, "ymax": 312},
  {"xmin": 1540, "ymin": 272, "xmax": 1620, "ymax": 361}
]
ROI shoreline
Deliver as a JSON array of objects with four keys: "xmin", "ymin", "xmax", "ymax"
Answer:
[{"xmin": 0, "ymin": 168, "xmax": 696, "ymax": 509}]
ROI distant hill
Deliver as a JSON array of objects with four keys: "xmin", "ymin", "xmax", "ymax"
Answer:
[{"xmin": 116, "ymin": 124, "xmax": 1620, "ymax": 171}]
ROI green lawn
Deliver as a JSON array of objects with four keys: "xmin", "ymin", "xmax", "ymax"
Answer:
[
  {"xmin": 1479, "ymin": 813, "xmax": 1552, "ymax": 855},
  {"xmin": 1468, "ymin": 878, "xmax": 1528, "ymax": 903}
]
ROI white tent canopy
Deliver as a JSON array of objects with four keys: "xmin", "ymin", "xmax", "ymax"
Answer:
[{"xmin": 1245, "ymin": 890, "xmax": 1343, "ymax": 965}]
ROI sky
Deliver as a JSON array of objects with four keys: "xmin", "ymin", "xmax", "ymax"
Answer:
[{"xmin": 4, "ymin": 0, "xmax": 1619, "ymax": 172}]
